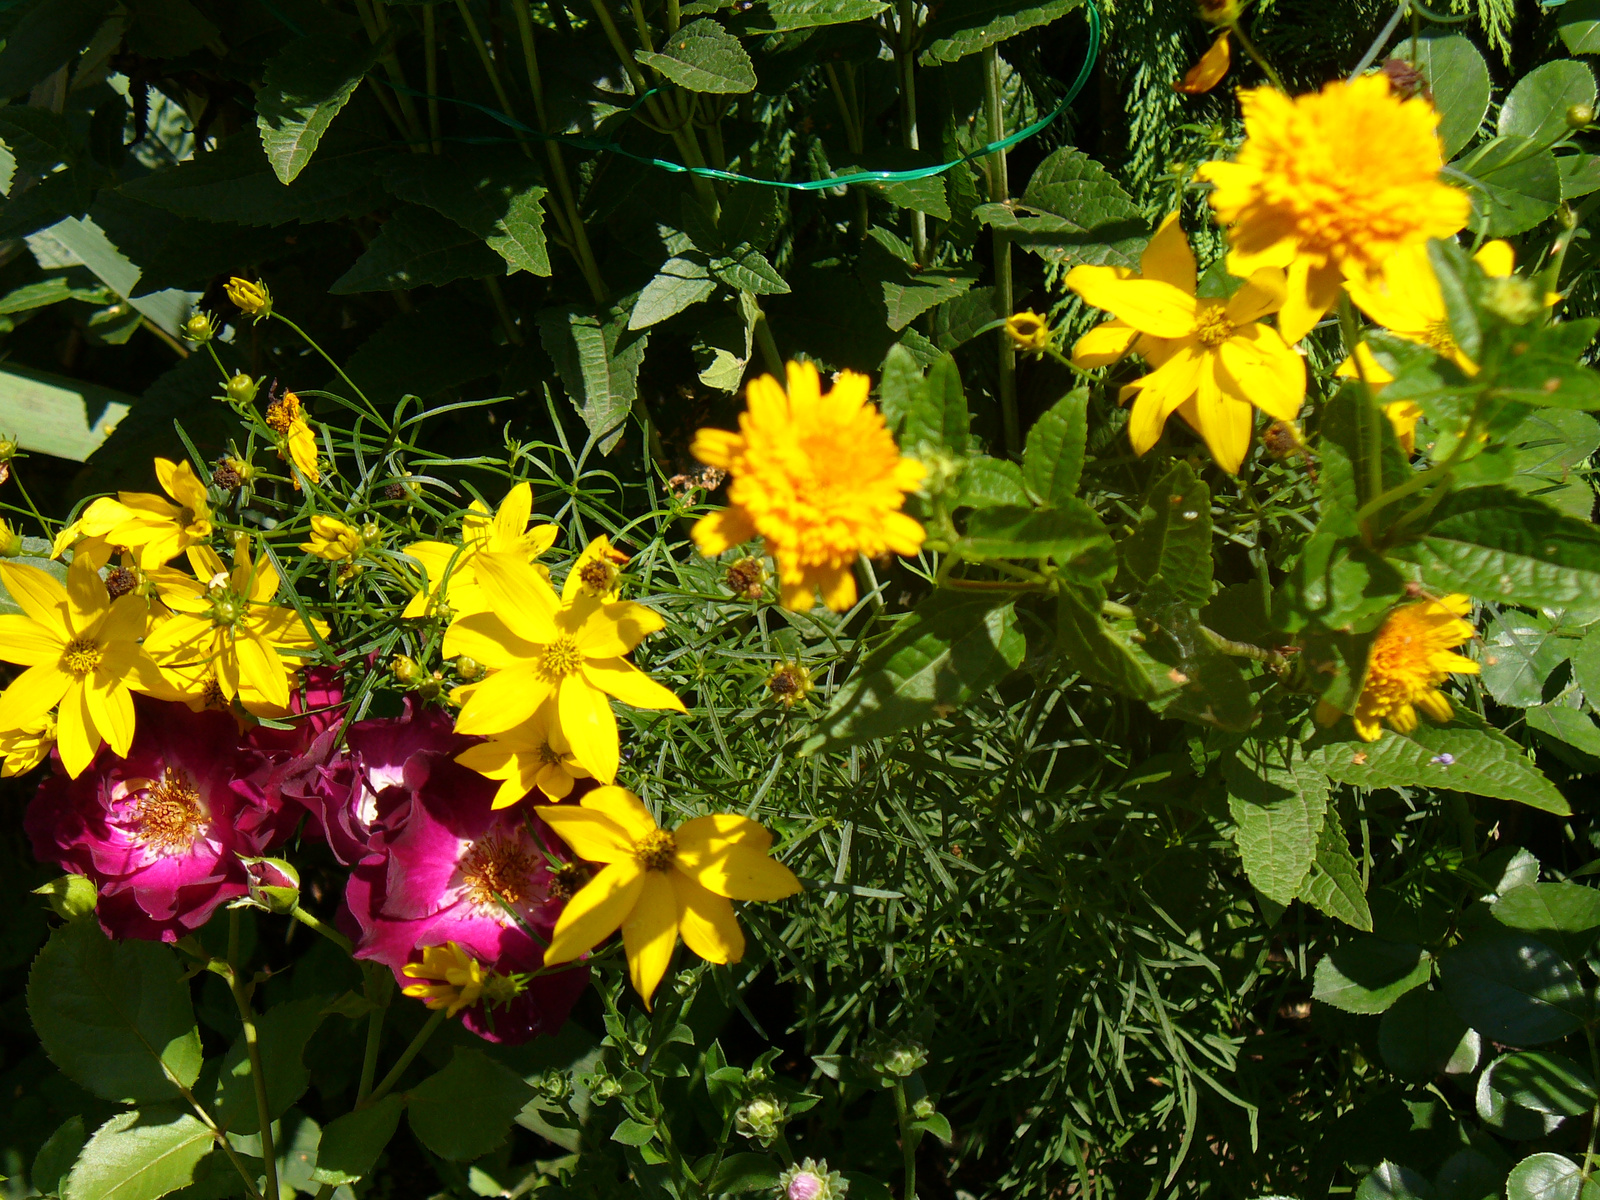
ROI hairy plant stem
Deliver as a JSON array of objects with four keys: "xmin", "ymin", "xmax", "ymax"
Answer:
[
  {"xmin": 362, "ymin": 1007, "xmax": 446, "ymax": 1109},
  {"xmin": 893, "ymin": 0, "xmax": 927, "ymax": 264},
  {"xmin": 227, "ymin": 912, "xmax": 279, "ymax": 1200},
  {"xmin": 893, "ymin": 1079, "xmax": 918, "ymax": 1200},
  {"xmin": 983, "ymin": 46, "xmax": 1019, "ymax": 457}
]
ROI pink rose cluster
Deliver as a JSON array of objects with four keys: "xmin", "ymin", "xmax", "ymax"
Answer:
[{"xmin": 26, "ymin": 680, "xmax": 586, "ymax": 1045}]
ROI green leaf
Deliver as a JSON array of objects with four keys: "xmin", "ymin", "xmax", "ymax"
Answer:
[
  {"xmin": 957, "ymin": 502, "xmax": 1114, "ymax": 570},
  {"xmin": 1440, "ymin": 933, "xmax": 1586, "ymax": 1045},
  {"xmin": 408, "ymin": 1048, "xmax": 536, "ymax": 1161},
  {"xmin": 0, "ymin": 0, "xmax": 117, "ymax": 101},
  {"xmin": 1560, "ymin": 0, "xmax": 1600, "ymax": 54},
  {"xmin": 1357, "ymin": 1161, "xmax": 1433, "ymax": 1200},
  {"xmin": 611, "ymin": 1118, "xmax": 658, "ymax": 1147},
  {"xmin": 208, "ymin": 996, "xmax": 328, "ymax": 1134},
  {"xmin": 1505, "ymin": 1153, "xmax": 1582, "ymax": 1200},
  {"xmin": 256, "ymin": 34, "xmax": 382, "ymax": 184},
  {"xmin": 913, "ymin": 1111, "xmax": 955, "ymax": 1144},
  {"xmin": 1456, "ymin": 135, "xmax": 1562, "ymax": 237},
  {"xmin": 1122, "ymin": 462, "xmax": 1212, "ymax": 609},
  {"xmin": 1415, "ymin": 486, "xmax": 1600, "ymax": 610},
  {"xmin": 956, "ymin": 456, "xmax": 1029, "ymax": 508},
  {"xmin": 1054, "ymin": 585, "xmax": 1175, "ymax": 702},
  {"xmin": 1572, "ymin": 625, "xmax": 1600, "ymax": 702},
  {"xmin": 1312, "ymin": 938, "xmax": 1430, "ymax": 1015},
  {"xmin": 879, "ymin": 263, "xmax": 977, "ymax": 332},
  {"xmin": 976, "ymin": 147, "xmax": 1145, "ymax": 270},
  {"xmin": 707, "ymin": 1152, "xmax": 783, "ymax": 1193},
  {"xmin": 124, "ymin": 0, "xmax": 218, "ymax": 58},
  {"xmin": 1527, "ymin": 702, "xmax": 1600, "ymax": 759},
  {"xmin": 1298, "ymin": 809, "xmax": 1374, "ymax": 931},
  {"xmin": 759, "ymin": 0, "xmax": 886, "ymax": 27},
  {"xmin": 1494, "ymin": 320, "xmax": 1600, "ymax": 410},
  {"xmin": 0, "ymin": 106, "xmax": 80, "ymax": 176},
  {"xmin": 1435, "ymin": 1148, "xmax": 1508, "ymax": 1200},
  {"xmin": 329, "ymin": 205, "xmax": 502, "ymax": 293},
  {"xmin": 1558, "ymin": 152, "xmax": 1600, "ymax": 199},
  {"xmin": 1499, "ymin": 61, "xmax": 1597, "ymax": 148},
  {"xmin": 1481, "ymin": 611, "xmax": 1567, "ymax": 707},
  {"xmin": 710, "ymin": 246, "xmax": 789, "ymax": 295},
  {"xmin": 1411, "ymin": 33, "xmax": 1491, "ymax": 159},
  {"xmin": 1378, "ymin": 990, "xmax": 1478, "ymax": 1081},
  {"xmin": 806, "ymin": 591, "xmax": 1024, "ymax": 750},
  {"xmin": 1023, "ymin": 388, "xmax": 1087, "ymax": 507},
  {"xmin": 1309, "ymin": 709, "xmax": 1569, "ymax": 814},
  {"xmin": 1225, "ymin": 750, "xmax": 1329, "ymax": 907},
  {"xmin": 1490, "ymin": 1052, "xmax": 1597, "ymax": 1116},
  {"xmin": 32, "ymin": 1115, "xmax": 87, "ymax": 1197},
  {"xmin": 27, "ymin": 918, "xmax": 202, "ymax": 1105},
  {"xmin": 900, "ymin": 352, "xmax": 970, "ymax": 455},
  {"xmin": 1507, "ymin": 408, "xmax": 1600, "ymax": 518},
  {"xmin": 312, "ymin": 1096, "xmax": 403, "ymax": 1187},
  {"xmin": 918, "ymin": 0, "xmax": 1083, "ymax": 64},
  {"xmin": 61, "ymin": 1109, "xmax": 213, "ymax": 1200},
  {"xmin": 535, "ymin": 305, "xmax": 649, "ymax": 448},
  {"xmin": 1495, "ymin": 882, "xmax": 1600, "ymax": 966},
  {"xmin": 630, "ymin": 255, "xmax": 717, "ymax": 330},
  {"xmin": 1479, "ymin": 1062, "xmax": 1562, "ymax": 1140},
  {"xmin": 636, "ymin": 19, "xmax": 756, "ymax": 93},
  {"xmin": 380, "ymin": 151, "xmax": 550, "ymax": 277}
]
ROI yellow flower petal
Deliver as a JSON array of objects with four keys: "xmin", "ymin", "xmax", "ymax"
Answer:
[
  {"xmin": 0, "ymin": 614, "xmax": 64, "ymax": 665},
  {"xmin": 1181, "ymin": 363, "xmax": 1253, "ymax": 475},
  {"xmin": 453, "ymin": 665, "xmax": 550, "ymax": 735},
  {"xmin": 670, "ymin": 872, "xmax": 746, "ymax": 964},
  {"xmin": 492, "ymin": 482, "xmax": 533, "ymax": 547},
  {"xmin": 581, "ymin": 785, "xmax": 660, "ymax": 842},
  {"xmin": 675, "ymin": 813, "xmax": 774, "ymax": 864},
  {"xmin": 0, "ymin": 562, "xmax": 69, "ymax": 640},
  {"xmin": 580, "ymin": 657, "xmax": 686, "ymax": 712},
  {"xmin": 1224, "ymin": 269, "xmax": 1288, "ymax": 325},
  {"xmin": 571, "ymin": 600, "xmax": 664, "ymax": 657},
  {"xmin": 692, "ymin": 507, "xmax": 758, "ymax": 557},
  {"xmin": 58, "ymin": 680, "xmax": 99, "ymax": 778},
  {"xmin": 536, "ymin": 805, "xmax": 638, "ymax": 863},
  {"xmin": 1065, "ymin": 267, "xmax": 1197, "ymax": 338},
  {"xmin": 474, "ymin": 552, "xmax": 561, "ymax": 646},
  {"xmin": 1474, "ymin": 239, "xmax": 1515, "ymax": 278},
  {"xmin": 0, "ymin": 661, "xmax": 71, "ymax": 731},
  {"xmin": 1125, "ymin": 346, "xmax": 1203, "ymax": 456},
  {"xmin": 1216, "ymin": 326, "xmax": 1306, "ymax": 423},
  {"xmin": 1139, "ymin": 212, "xmax": 1197, "ymax": 294},
  {"xmin": 1070, "ymin": 320, "xmax": 1140, "ymax": 369},
  {"xmin": 85, "ymin": 679, "xmax": 134, "ymax": 758},
  {"xmin": 1278, "ymin": 257, "xmax": 1343, "ymax": 345},
  {"xmin": 441, "ymin": 612, "xmax": 529, "ymax": 671},
  {"xmin": 622, "ymin": 870, "xmax": 681, "ymax": 1009},
  {"xmin": 544, "ymin": 859, "xmax": 646, "ymax": 965},
  {"xmin": 557, "ymin": 672, "xmax": 619, "ymax": 784},
  {"xmin": 686, "ymin": 844, "xmax": 802, "ymax": 902}
]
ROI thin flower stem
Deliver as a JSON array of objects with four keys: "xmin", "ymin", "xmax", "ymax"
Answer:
[
  {"xmin": 356, "ymin": 994, "xmax": 387, "ymax": 1104},
  {"xmin": 893, "ymin": 1079, "xmax": 918, "ymax": 1200},
  {"xmin": 1348, "ymin": 0, "xmax": 1409, "ymax": 82},
  {"xmin": 141, "ymin": 317, "xmax": 190, "ymax": 357},
  {"xmin": 272, "ymin": 314, "xmax": 387, "ymax": 427},
  {"xmin": 1336, "ymin": 293, "xmax": 1384, "ymax": 510},
  {"xmin": 361, "ymin": 1008, "xmax": 446, "ymax": 1108},
  {"xmin": 289, "ymin": 903, "xmax": 354, "ymax": 953},
  {"xmin": 227, "ymin": 912, "xmax": 280, "ymax": 1200},
  {"xmin": 894, "ymin": 0, "xmax": 927, "ymax": 264},
  {"xmin": 423, "ymin": 3, "xmax": 442, "ymax": 153},
  {"xmin": 483, "ymin": 277, "xmax": 524, "ymax": 346},
  {"xmin": 1230, "ymin": 19, "xmax": 1287, "ymax": 92},
  {"xmin": 984, "ymin": 45, "xmax": 1020, "ymax": 458}
]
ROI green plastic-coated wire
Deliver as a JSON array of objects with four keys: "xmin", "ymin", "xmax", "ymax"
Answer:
[{"xmin": 263, "ymin": 0, "xmax": 1101, "ymax": 192}]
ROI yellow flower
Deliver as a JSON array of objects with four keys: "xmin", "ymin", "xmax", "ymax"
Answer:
[
  {"xmin": 1316, "ymin": 594, "xmax": 1479, "ymax": 742},
  {"xmin": 226, "ymin": 276, "xmax": 272, "ymax": 320},
  {"xmin": 444, "ymin": 555, "xmax": 684, "ymax": 781},
  {"xmin": 537, "ymin": 787, "xmax": 801, "ymax": 1008},
  {"xmin": 455, "ymin": 698, "xmax": 591, "ymax": 808},
  {"xmin": 1005, "ymin": 311, "xmax": 1054, "ymax": 352},
  {"xmin": 767, "ymin": 662, "xmax": 813, "ymax": 708},
  {"xmin": 0, "ymin": 557, "xmax": 169, "ymax": 777},
  {"xmin": 68, "ymin": 458, "xmax": 213, "ymax": 569},
  {"xmin": 691, "ymin": 361, "xmax": 925, "ymax": 613},
  {"xmin": 1174, "ymin": 31, "xmax": 1231, "ymax": 95},
  {"xmin": 565, "ymin": 534, "xmax": 629, "ymax": 602},
  {"xmin": 0, "ymin": 518, "xmax": 23, "ymax": 556},
  {"xmin": 1067, "ymin": 212, "xmax": 1306, "ymax": 474},
  {"xmin": 1196, "ymin": 75, "xmax": 1471, "ymax": 343},
  {"xmin": 300, "ymin": 515, "xmax": 364, "ymax": 562},
  {"xmin": 0, "ymin": 713, "xmax": 55, "ymax": 776},
  {"xmin": 401, "ymin": 942, "xmax": 524, "ymax": 1017},
  {"xmin": 265, "ymin": 392, "xmax": 319, "ymax": 489},
  {"xmin": 400, "ymin": 482, "xmax": 558, "ymax": 619},
  {"xmin": 143, "ymin": 538, "xmax": 328, "ymax": 716}
]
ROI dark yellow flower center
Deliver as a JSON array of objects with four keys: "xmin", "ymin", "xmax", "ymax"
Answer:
[
  {"xmin": 548, "ymin": 859, "xmax": 593, "ymax": 901},
  {"xmin": 1419, "ymin": 320, "xmax": 1456, "ymax": 354},
  {"xmin": 200, "ymin": 674, "xmax": 229, "ymax": 712},
  {"xmin": 1193, "ymin": 305, "xmax": 1236, "ymax": 348},
  {"xmin": 579, "ymin": 559, "xmax": 617, "ymax": 593},
  {"xmin": 537, "ymin": 635, "xmax": 584, "ymax": 679},
  {"xmin": 538, "ymin": 740, "xmax": 563, "ymax": 767},
  {"xmin": 460, "ymin": 832, "xmax": 539, "ymax": 909},
  {"xmin": 133, "ymin": 767, "xmax": 208, "ymax": 852},
  {"xmin": 63, "ymin": 637, "xmax": 102, "ymax": 676},
  {"xmin": 634, "ymin": 828, "xmax": 677, "ymax": 872}
]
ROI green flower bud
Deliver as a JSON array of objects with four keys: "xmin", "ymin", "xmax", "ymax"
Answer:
[
  {"xmin": 0, "ymin": 519, "xmax": 22, "ymax": 557},
  {"xmin": 226, "ymin": 373, "xmax": 260, "ymax": 405},
  {"xmin": 735, "ymin": 1093, "xmax": 788, "ymax": 1146},
  {"xmin": 870, "ymin": 1037, "xmax": 927, "ymax": 1078},
  {"xmin": 183, "ymin": 311, "xmax": 216, "ymax": 343},
  {"xmin": 454, "ymin": 655, "xmax": 484, "ymax": 681},
  {"xmin": 35, "ymin": 874, "xmax": 97, "ymax": 920},
  {"xmin": 390, "ymin": 655, "xmax": 421, "ymax": 685},
  {"xmin": 1569, "ymin": 102, "xmax": 1595, "ymax": 129}
]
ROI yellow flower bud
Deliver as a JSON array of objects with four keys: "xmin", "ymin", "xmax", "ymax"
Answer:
[
  {"xmin": 1005, "ymin": 311, "xmax": 1053, "ymax": 353},
  {"xmin": 0, "ymin": 519, "xmax": 22, "ymax": 556},
  {"xmin": 390, "ymin": 655, "xmax": 421, "ymax": 685},
  {"xmin": 226, "ymin": 373, "xmax": 259, "ymax": 405},
  {"xmin": 183, "ymin": 311, "xmax": 215, "ymax": 342},
  {"xmin": 225, "ymin": 276, "xmax": 273, "ymax": 320},
  {"xmin": 1569, "ymin": 103, "xmax": 1595, "ymax": 129},
  {"xmin": 454, "ymin": 654, "xmax": 484, "ymax": 681},
  {"xmin": 0, "ymin": 436, "xmax": 16, "ymax": 462}
]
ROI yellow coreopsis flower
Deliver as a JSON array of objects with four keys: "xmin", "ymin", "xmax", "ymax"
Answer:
[
  {"xmin": 0, "ymin": 713, "xmax": 55, "ymax": 776},
  {"xmin": 1316, "ymin": 594, "xmax": 1479, "ymax": 742},
  {"xmin": 401, "ymin": 942, "xmax": 524, "ymax": 1017},
  {"xmin": 1067, "ymin": 212, "xmax": 1306, "ymax": 474},
  {"xmin": 444, "ymin": 554, "xmax": 684, "ymax": 782},
  {"xmin": 265, "ymin": 392, "xmax": 320, "ymax": 489},
  {"xmin": 1195, "ymin": 74, "xmax": 1471, "ymax": 343},
  {"xmin": 66, "ymin": 458, "xmax": 213, "ymax": 569},
  {"xmin": 0, "ymin": 557, "xmax": 169, "ymax": 777},
  {"xmin": 537, "ymin": 787, "xmax": 802, "ymax": 1008},
  {"xmin": 400, "ymin": 482, "xmax": 558, "ymax": 619},
  {"xmin": 226, "ymin": 276, "xmax": 272, "ymax": 320},
  {"xmin": 143, "ymin": 539, "xmax": 328, "ymax": 716},
  {"xmin": 1005, "ymin": 311, "xmax": 1054, "ymax": 353},
  {"xmin": 690, "ymin": 361, "xmax": 925, "ymax": 613},
  {"xmin": 300, "ymin": 515, "xmax": 364, "ymax": 562},
  {"xmin": 455, "ymin": 698, "xmax": 591, "ymax": 808}
]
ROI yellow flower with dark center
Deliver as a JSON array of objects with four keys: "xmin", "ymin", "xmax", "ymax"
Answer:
[
  {"xmin": 300, "ymin": 515, "xmax": 364, "ymax": 562},
  {"xmin": 443, "ymin": 554, "xmax": 684, "ymax": 782},
  {"xmin": 143, "ymin": 538, "xmax": 328, "ymax": 716},
  {"xmin": 401, "ymin": 942, "xmax": 525, "ymax": 1017},
  {"xmin": 265, "ymin": 392, "xmax": 319, "ymax": 489},
  {"xmin": 225, "ymin": 276, "xmax": 272, "ymax": 320},
  {"xmin": 1195, "ymin": 75, "xmax": 1471, "ymax": 343},
  {"xmin": 537, "ymin": 787, "xmax": 801, "ymax": 1008},
  {"xmin": 566, "ymin": 534, "xmax": 629, "ymax": 602},
  {"xmin": 0, "ymin": 557, "xmax": 169, "ymax": 777},
  {"xmin": 455, "ymin": 698, "xmax": 591, "ymax": 808},
  {"xmin": 767, "ymin": 662, "xmax": 813, "ymax": 708},
  {"xmin": 1005, "ymin": 311, "xmax": 1054, "ymax": 352},
  {"xmin": 0, "ymin": 713, "xmax": 55, "ymax": 776},
  {"xmin": 1067, "ymin": 212, "xmax": 1305, "ymax": 474},
  {"xmin": 401, "ymin": 482, "xmax": 558, "ymax": 619},
  {"xmin": 691, "ymin": 361, "xmax": 925, "ymax": 613},
  {"xmin": 1315, "ymin": 594, "xmax": 1479, "ymax": 742},
  {"xmin": 67, "ymin": 458, "xmax": 213, "ymax": 569}
]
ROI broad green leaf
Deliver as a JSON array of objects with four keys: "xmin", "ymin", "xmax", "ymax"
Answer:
[
  {"xmin": 27, "ymin": 919, "xmax": 202, "ymax": 1104},
  {"xmin": 1455, "ymin": 135, "xmax": 1562, "ymax": 237},
  {"xmin": 1494, "ymin": 319, "xmax": 1600, "ymax": 410},
  {"xmin": 0, "ymin": 0, "xmax": 117, "ymax": 101},
  {"xmin": 1495, "ymin": 883, "xmax": 1600, "ymax": 957},
  {"xmin": 312, "ymin": 1096, "xmax": 404, "ymax": 1187},
  {"xmin": 1413, "ymin": 487, "xmax": 1600, "ymax": 610},
  {"xmin": 878, "ymin": 342, "xmax": 921, "ymax": 436},
  {"xmin": 1479, "ymin": 1063, "xmax": 1563, "ymax": 1140},
  {"xmin": 329, "ymin": 205, "xmax": 502, "ymax": 293},
  {"xmin": 380, "ymin": 152, "xmax": 550, "ymax": 277},
  {"xmin": 208, "ymin": 996, "xmax": 328, "ymax": 1134},
  {"xmin": 611, "ymin": 1118, "xmax": 657, "ymax": 1146},
  {"xmin": 1481, "ymin": 612, "xmax": 1566, "ymax": 708},
  {"xmin": 1312, "ymin": 938, "xmax": 1430, "ymax": 1015},
  {"xmin": 708, "ymin": 1152, "xmax": 784, "ymax": 1193},
  {"xmin": 1440, "ymin": 933, "xmax": 1586, "ymax": 1045},
  {"xmin": 1225, "ymin": 750, "xmax": 1328, "ymax": 906},
  {"xmin": 1122, "ymin": 462, "xmax": 1212, "ymax": 609},
  {"xmin": 760, "ymin": 0, "xmax": 886, "ymax": 26},
  {"xmin": 1298, "ymin": 810, "xmax": 1373, "ymax": 931},
  {"xmin": 61, "ymin": 1109, "xmax": 213, "ymax": 1200},
  {"xmin": 124, "ymin": 0, "xmax": 218, "ymax": 57},
  {"xmin": 1558, "ymin": 152, "xmax": 1600, "ymax": 199},
  {"xmin": 880, "ymin": 264, "xmax": 977, "ymax": 332},
  {"xmin": 842, "ymin": 157, "xmax": 951, "ymax": 220},
  {"xmin": 1309, "ymin": 710, "xmax": 1569, "ymax": 814},
  {"xmin": 901, "ymin": 352, "xmax": 970, "ymax": 455},
  {"xmin": 711, "ymin": 246, "xmax": 790, "ymax": 295},
  {"xmin": 1560, "ymin": 0, "xmax": 1600, "ymax": 54},
  {"xmin": 1525, "ymin": 703, "xmax": 1600, "ymax": 758},
  {"xmin": 977, "ymin": 147, "xmax": 1145, "ymax": 270},
  {"xmin": 0, "ymin": 276, "xmax": 100, "ymax": 314},
  {"xmin": 956, "ymin": 456, "xmax": 1029, "ymax": 508},
  {"xmin": 1054, "ymin": 585, "xmax": 1175, "ymax": 702},
  {"xmin": 636, "ymin": 19, "xmax": 757, "ymax": 93},
  {"xmin": 32, "ymin": 1115, "xmax": 87, "ymax": 1197},
  {"xmin": 630, "ymin": 255, "xmax": 717, "ymax": 330},
  {"xmin": 256, "ymin": 34, "xmax": 382, "ymax": 184},
  {"xmin": 919, "ymin": 0, "xmax": 1084, "ymax": 64},
  {"xmin": 1410, "ymin": 33, "xmax": 1490, "ymax": 159},
  {"xmin": 1435, "ymin": 1148, "xmax": 1508, "ymax": 1200},
  {"xmin": 0, "ymin": 106, "xmax": 79, "ymax": 175},
  {"xmin": 1138, "ymin": 599, "xmax": 1257, "ymax": 730},
  {"xmin": 1572, "ymin": 625, "xmax": 1600, "ymax": 701},
  {"xmin": 1356, "ymin": 1161, "xmax": 1433, "ymax": 1200},
  {"xmin": 806, "ymin": 591, "xmax": 1024, "ymax": 750},
  {"xmin": 1491, "ymin": 1052, "xmax": 1597, "ymax": 1116},
  {"xmin": 1499, "ymin": 61, "xmax": 1597, "ymax": 148},
  {"xmin": 1378, "ymin": 990, "xmax": 1478, "ymax": 1080},
  {"xmin": 957, "ymin": 501, "xmax": 1113, "ymax": 569},
  {"xmin": 535, "ymin": 305, "xmax": 649, "ymax": 448},
  {"xmin": 1023, "ymin": 388, "xmax": 1088, "ymax": 507},
  {"xmin": 1505, "ymin": 1153, "xmax": 1582, "ymax": 1200},
  {"xmin": 1507, "ymin": 408, "xmax": 1600, "ymax": 518},
  {"xmin": 407, "ymin": 1048, "xmax": 539, "ymax": 1161}
]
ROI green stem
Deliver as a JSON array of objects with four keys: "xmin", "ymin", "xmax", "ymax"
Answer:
[
  {"xmin": 1229, "ymin": 18, "xmax": 1287, "ymax": 92},
  {"xmin": 1584, "ymin": 1026, "xmax": 1600, "ymax": 1179},
  {"xmin": 983, "ymin": 45, "xmax": 1019, "ymax": 458},
  {"xmin": 423, "ymin": 3, "xmax": 442, "ymax": 154},
  {"xmin": 893, "ymin": 0, "xmax": 926, "ymax": 265},
  {"xmin": 227, "ymin": 913, "xmax": 280, "ymax": 1200},
  {"xmin": 1337, "ymin": 293, "xmax": 1384, "ymax": 510},
  {"xmin": 362, "ymin": 1008, "xmax": 446, "ymax": 1108},
  {"xmin": 483, "ymin": 277, "xmax": 524, "ymax": 346},
  {"xmin": 1541, "ymin": 202, "xmax": 1579, "ymax": 316},
  {"xmin": 272, "ymin": 314, "xmax": 385, "ymax": 426},
  {"xmin": 356, "ymin": 996, "xmax": 387, "ymax": 1104},
  {"xmin": 289, "ymin": 903, "xmax": 353, "ymax": 953},
  {"xmin": 893, "ymin": 1080, "xmax": 918, "ymax": 1200},
  {"xmin": 751, "ymin": 298, "xmax": 784, "ymax": 375}
]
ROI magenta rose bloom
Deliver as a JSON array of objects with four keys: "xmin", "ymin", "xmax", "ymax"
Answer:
[
  {"xmin": 342, "ymin": 747, "xmax": 586, "ymax": 1044},
  {"xmin": 26, "ymin": 700, "xmax": 298, "ymax": 942}
]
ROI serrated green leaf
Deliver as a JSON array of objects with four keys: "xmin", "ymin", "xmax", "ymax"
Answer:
[
  {"xmin": 1525, "ymin": 702, "xmax": 1600, "ymax": 758},
  {"xmin": 1505, "ymin": 1153, "xmax": 1581, "ymax": 1200},
  {"xmin": 630, "ymin": 255, "xmax": 717, "ymax": 329},
  {"xmin": 1122, "ymin": 462, "xmax": 1212, "ymax": 609},
  {"xmin": 1378, "ymin": 990, "xmax": 1477, "ymax": 1080},
  {"xmin": 975, "ymin": 147, "xmax": 1145, "ymax": 270},
  {"xmin": 957, "ymin": 456, "xmax": 1028, "ymax": 508},
  {"xmin": 329, "ymin": 204, "xmax": 502, "ymax": 293},
  {"xmin": 1312, "ymin": 938, "xmax": 1430, "ymax": 1014},
  {"xmin": 900, "ymin": 352, "xmax": 969, "ymax": 455},
  {"xmin": 1558, "ymin": 152, "xmax": 1600, "ymax": 199},
  {"xmin": 918, "ymin": 0, "xmax": 1083, "ymax": 63},
  {"xmin": 880, "ymin": 264, "xmax": 976, "ymax": 332},
  {"xmin": 312, "ymin": 1096, "xmax": 404, "ymax": 1186},
  {"xmin": 1022, "ymin": 388, "xmax": 1087, "ymax": 506},
  {"xmin": 535, "ymin": 305, "xmax": 648, "ymax": 448},
  {"xmin": 710, "ymin": 245, "xmax": 789, "ymax": 295},
  {"xmin": 32, "ymin": 1115, "xmax": 87, "ymax": 1197},
  {"xmin": 61, "ymin": 1108, "xmax": 213, "ymax": 1200},
  {"xmin": 708, "ymin": 1152, "xmax": 784, "ymax": 1193},
  {"xmin": 1054, "ymin": 585, "xmax": 1174, "ymax": 702},
  {"xmin": 1413, "ymin": 487, "xmax": 1600, "ymax": 610},
  {"xmin": 1499, "ymin": 61, "xmax": 1596, "ymax": 148},
  {"xmin": 1481, "ymin": 611, "xmax": 1566, "ymax": 708},
  {"xmin": 1456, "ymin": 135, "xmax": 1562, "ymax": 237},
  {"xmin": 380, "ymin": 151, "xmax": 550, "ymax": 277},
  {"xmin": 1561, "ymin": 0, "xmax": 1600, "ymax": 53},
  {"xmin": 1356, "ymin": 1161, "xmax": 1432, "ymax": 1200},
  {"xmin": 1298, "ymin": 809, "xmax": 1373, "ymax": 931},
  {"xmin": 0, "ymin": 106, "xmax": 79, "ymax": 175},
  {"xmin": 256, "ymin": 34, "xmax": 382, "ymax": 184},
  {"xmin": 957, "ymin": 501, "xmax": 1113, "ymax": 566},
  {"xmin": 1441, "ymin": 933, "xmax": 1586, "ymax": 1045},
  {"xmin": 1225, "ymin": 749, "xmax": 1328, "ymax": 906},
  {"xmin": 1491, "ymin": 1052, "xmax": 1597, "ymax": 1116},
  {"xmin": 1495, "ymin": 883, "xmax": 1600, "ymax": 951},
  {"xmin": 760, "ymin": 0, "xmax": 886, "ymax": 28},
  {"xmin": 408, "ymin": 1048, "xmax": 536, "ymax": 1161},
  {"xmin": 124, "ymin": 0, "xmax": 218, "ymax": 57},
  {"xmin": 0, "ymin": 0, "xmax": 117, "ymax": 102},
  {"xmin": 1412, "ymin": 33, "xmax": 1490, "ymax": 159},
  {"xmin": 637, "ymin": 19, "xmax": 756, "ymax": 93}
]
